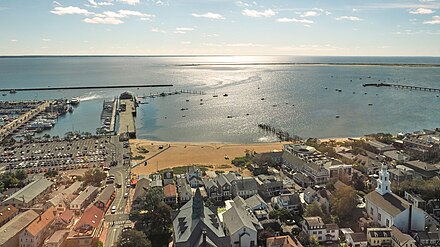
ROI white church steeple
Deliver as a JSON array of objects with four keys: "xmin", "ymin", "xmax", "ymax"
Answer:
[{"xmin": 376, "ymin": 163, "xmax": 392, "ymax": 195}]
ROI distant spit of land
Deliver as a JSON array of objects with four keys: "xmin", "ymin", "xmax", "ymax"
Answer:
[{"xmin": 177, "ymin": 62, "xmax": 440, "ymax": 67}]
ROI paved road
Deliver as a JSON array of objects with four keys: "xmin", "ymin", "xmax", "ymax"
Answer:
[{"xmin": 105, "ymin": 163, "xmax": 131, "ymax": 247}]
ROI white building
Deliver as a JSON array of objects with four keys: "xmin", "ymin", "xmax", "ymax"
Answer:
[
  {"xmin": 302, "ymin": 216, "xmax": 339, "ymax": 243},
  {"xmin": 223, "ymin": 203, "xmax": 258, "ymax": 247},
  {"xmin": 365, "ymin": 164, "xmax": 425, "ymax": 233}
]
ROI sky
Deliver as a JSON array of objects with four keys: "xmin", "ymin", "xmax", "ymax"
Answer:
[{"xmin": 1, "ymin": 0, "xmax": 440, "ymax": 56}]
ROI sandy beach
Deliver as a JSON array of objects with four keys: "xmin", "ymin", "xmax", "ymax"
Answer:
[{"xmin": 130, "ymin": 139, "xmax": 288, "ymax": 176}]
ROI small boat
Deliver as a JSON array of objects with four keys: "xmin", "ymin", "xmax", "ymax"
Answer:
[
  {"xmin": 180, "ymin": 108, "xmax": 188, "ymax": 111},
  {"xmin": 335, "ymin": 115, "xmax": 340, "ymax": 118},
  {"xmin": 227, "ymin": 116, "xmax": 233, "ymax": 119},
  {"xmin": 186, "ymin": 99, "xmax": 189, "ymax": 102},
  {"xmin": 9, "ymin": 89, "xmax": 16, "ymax": 94},
  {"xmin": 213, "ymin": 94, "xmax": 218, "ymax": 98},
  {"xmin": 200, "ymin": 103, "xmax": 204, "ymax": 105},
  {"xmin": 223, "ymin": 94, "xmax": 228, "ymax": 97},
  {"xmin": 68, "ymin": 106, "xmax": 74, "ymax": 113},
  {"xmin": 353, "ymin": 92, "xmax": 356, "ymax": 94},
  {"xmin": 182, "ymin": 115, "xmax": 186, "ymax": 117},
  {"xmin": 368, "ymin": 103, "xmax": 373, "ymax": 106},
  {"xmin": 2, "ymin": 93, "xmax": 6, "ymax": 96},
  {"xmin": 324, "ymin": 87, "xmax": 328, "ymax": 90},
  {"xmin": 200, "ymin": 99, "xmax": 203, "ymax": 101},
  {"xmin": 245, "ymin": 113, "xmax": 249, "ymax": 116},
  {"xmin": 261, "ymin": 98, "xmax": 265, "ymax": 101},
  {"xmin": 69, "ymin": 98, "xmax": 80, "ymax": 105},
  {"xmin": 272, "ymin": 104, "xmax": 277, "ymax": 107}
]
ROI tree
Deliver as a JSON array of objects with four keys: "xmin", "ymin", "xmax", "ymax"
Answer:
[
  {"xmin": 304, "ymin": 201, "xmax": 324, "ymax": 217},
  {"xmin": 142, "ymin": 187, "xmax": 164, "ymax": 212},
  {"xmin": 83, "ymin": 169, "xmax": 106, "ymax": 187},
  {"xmin": 309, "ymin": 235, "xmax": 322, "ymax": 247},
  {"xmin": 269, "ymin": 208, "xmax": 293, "ymax": 222},
  {"xmin": 45, "ymin": 170, "xmax": 59, "ymax": 178},
  {"xmin": 258, "ymin": 230, "xmax": 275, "ymax": 246},
  {"xmin": 331, "ymin": 185, "xmax": 357, "ymax": 220},
  {"xmin": 118, "ymin": 230, "xmax": 152, "ymax": 247},
  {"xmin": 14, "ymin": 170, "xmax": 27, "ymax": 181}
]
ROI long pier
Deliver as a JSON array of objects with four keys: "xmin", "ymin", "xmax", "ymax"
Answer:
[
  {"xmin": 0, "ymin": 84, "xmax": 173, "ymax": 92},
  {"xmin": 363, "ymin": 83, "xmax": 440, "ymax": 93}
]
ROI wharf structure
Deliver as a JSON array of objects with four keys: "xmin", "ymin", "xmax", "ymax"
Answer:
[
  {"xmin": 363, "ymin": 83, "xmax": 440, "ymax": 93},
  {"xmin": 118, "ymin": 92, "xmax": 137, "ymax": 139},
  {"xmin": 0, "ymin": 100, "xmax": 54, "ymax": 142}
]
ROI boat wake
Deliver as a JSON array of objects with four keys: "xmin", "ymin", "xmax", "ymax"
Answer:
[{"xmin": 77, "ymin": 92, "xmax": 104, "ymax": 102}]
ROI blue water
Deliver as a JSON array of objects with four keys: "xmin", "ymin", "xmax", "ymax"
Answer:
[{"xmin": 1, "ymin": 56, "xmax": 440, "ymax": 142}]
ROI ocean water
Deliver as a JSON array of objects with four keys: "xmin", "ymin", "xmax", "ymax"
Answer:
[{"xmin": 1, "ymin": 56, "xmax": 440, "ymax": 143}]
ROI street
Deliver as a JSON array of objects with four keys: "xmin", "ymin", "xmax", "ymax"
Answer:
[{"xmin": 104, "ymin": 137, "xmax": 132, "ymax": 247}]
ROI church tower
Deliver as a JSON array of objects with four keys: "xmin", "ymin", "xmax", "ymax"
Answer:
[
  {"xmin": 192, "ymin": 187, "xmax": 204, "ymax": 219},
  {"xmin": 376, "ymin": 163, "xmax": 392, "ymax": 195}
]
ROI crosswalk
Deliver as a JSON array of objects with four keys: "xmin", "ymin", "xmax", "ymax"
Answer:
[{"xmin": 109, "ymin": 220, "xmax": 130, "ymax": 226}]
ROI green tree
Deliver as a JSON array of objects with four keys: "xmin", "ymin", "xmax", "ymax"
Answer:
[
  {"xmin": 269, "ymin": 208, "xmax": 293, "ymax": 223},
  {"xmin": 310, "ymin": 235, "xmax": 322, "ymax": 247},
  {"xmin": 304, "ymin": 201, "xmax": 324, "ymax": 217},
  {"xmin": 142, "ymin": 187, "xmax": 164, "ymax": 212},
  {"xmin": 331, "ymin": 185, "xmax": 357, "ymax": 220},
  {"xmin": 117, "ymin": 230, "xmax": 152, "ymax": 247},
  {"xmin": 83, "ymin": 169, "xmax": 106, "ymax": 187},
  {"xmin": 45, "ymin": 170, "xmax": 59, "ymax": 178},
  {"xmin": 15, "ymin": 170, "xmax": 28, "ymax": 181}
]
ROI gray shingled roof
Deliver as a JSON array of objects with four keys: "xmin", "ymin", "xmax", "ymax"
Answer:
[
  {"xmin": 96, "ymin": 185, "xmax": 115, "ymax": 205},
  {"xmin": 232, "ymin": 177, "xmax": 258, "ymax": 191},
  {"xmin": 223, "ymin": 204, "xmax": 256, "ymax": 235},
  {"xmin": 0, "ymin": 210, "xmax": 39, "ymax": 245},
  {"xmin": 202, "ymin": 178, "xmax": 218, "ymax": 190},
  {"xmin": 172, "ymin": 197, "xmax": 228, "ymax": 246},
  {"xmin": 245, "ymin": 194, "xmax": 266, "ymax": 209},
  {"xmin": 133, "ymin": 178, "xmax": 150, "ymax": 202},
  {"xmin": 365, "ymin": 191, "xmax": 409, "ymax": 217},
  {"xmin": 215, "ymin": 174, "xmax": 231, "ymax": 187},
  {"xmin": 3, "ymin": 178, "xmax": 52, "ymax": 204}
]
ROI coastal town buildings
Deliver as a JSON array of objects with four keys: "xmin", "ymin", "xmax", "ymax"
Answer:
[
  {"xmin": 365, "ymin": 164, "xmax": 425, "ymax": 232},
  {"xmin": 301, "ymin": 216, "xmax": 339, "ymax": 243},
  {"xmin": 172, "ymin": 188, "xmax": 230, "ymax": 247},
  {"xmin": 1, "ymin": 178, "xmax": 53, "ymax": 208}
]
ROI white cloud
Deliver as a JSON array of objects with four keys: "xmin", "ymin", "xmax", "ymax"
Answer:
[
  {"xmin": 83, "ymin": 17, "xmax": 124, "ymax": 24},
  {"xmin": 119, "ymin": 10, "xmax": 153, "ymax": 18},
  {"xmin": 424, "ymin": 15, "xmax": 440, "ymax": 24},
  {"xmin": 51, "ymin": 6, "xmax": 94, "ymax": 15},
  {"xmin": 174, "ymin": 27, "xmax": 195, "ymax": 34},
  {"xmin": 42, "ymin": 38, "xmax": 51, "ymax": 42},
  {"xmin": 10, "ymin": 39, "xmax": 17, "ymax": 42},
  {"xmin": 191, "ymin": 12, "xmax": 224, "ymax": 19},
  {"xmin": 102, "ymin": 11, "xmax": 124, "ymax": 18},
  {"xmin": 276, "ymin": 17, "xmax": 314, "ymax": 24},
  {"xmin": 242, "ymin": 8, "xmax": 276, "ymax": 18},
  {"xmin": 151, "ymin": 27, "xmax": 166, "ymax": 33},
  {"xmin": 206, "ymin": 33, "xmax": 219, "ymax": 37},
  {"xmin": 409, "ymin": 8, "xmax": 435, "ymax": 14},
  {"xmin": 52, "ymin": 1, "xmax": 62, "ymax": 6},
  {"xmin": 301, "ymin": 11, "xmax": 319, "ymax": 17},
  {"xmin": 119, "ymin": 0, "xmax": 140, "ymax": 5},
  {"xmin": 335, "ymin": 16, "xmax": 363, "ymax": 21},
  {"xmin": 87, "ymin": 0, "xmax": 113, "ymax": 7},
  {"xmin": 235, "ymin": 1, "xmax": 256, "ymax": 7},
  {"xmin": 181, "ymin": 41, "xmax": 191, "ymax": 45},
  {"xmin": 275, "ymin": 44, "xmax": 342, "ymax": 52},
  {"xmin": 176, "ymin": 27, "xmax": 194, "ymax": 31}
]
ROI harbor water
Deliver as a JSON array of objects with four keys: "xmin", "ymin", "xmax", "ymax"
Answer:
[{"xmin": 1, "ymin": 56, "xmax": 440, "ymax": 143}]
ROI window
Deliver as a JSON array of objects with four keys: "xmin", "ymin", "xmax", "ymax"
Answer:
[
  {"xmin": 370, "ymin": 207, "xmax": 374, "ymax": 215},
  {"xmin": 378, "ymin": 213, "xmax": 382, "ymax": 221},
  {"xmin": 386, "ymin": 186, "xmax": 388, "ymax": 191},
  {"xmin": 386, "ymin": 219, "xmax": 390, "ymax": 227}
]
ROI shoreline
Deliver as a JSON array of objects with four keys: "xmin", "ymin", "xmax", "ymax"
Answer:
[{"xmin": 129, "ymin": 137, "xmax": 362, "ymax": 176}]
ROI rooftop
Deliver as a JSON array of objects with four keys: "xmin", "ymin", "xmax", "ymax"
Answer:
[
  {"xmin": 266, "ymin": 235, "xmax": 299, "ymax": 247},
  {"xmin": 26, "ymin": 206, "xmax": 57, "ymax": 236},
  {"xmin": 164, "ymin": 183, "xmax": 177, "ymax": 198},
  {"xmin": 0, "ymin": 210, "xmax": 39, "ymax": 245},
  {"xmin": 365, "ymin": 191, "xmax": 409, "ymax": 217},
  {"xmin": 3, "ymin": 178, "xmax": 53, "ymax": 204},
  {"xmin": 0, "ymin": 205, "xmax": 18, "ymax": 223}
]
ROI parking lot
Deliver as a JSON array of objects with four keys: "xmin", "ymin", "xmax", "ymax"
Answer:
[{"xmin": 0, "ymin": 135, "xmax": 128, "ymax": 174}]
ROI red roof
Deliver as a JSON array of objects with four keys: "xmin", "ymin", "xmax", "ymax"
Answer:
[
  {"xmin": 27, "ymin": 207, "xmax": 57, "ymax": 236},
  {"xmin": 74, "ymin": 205, "xmax": 104, "ymax": 231},
  {"xmin": 163, "ymin": 184, "xmax": 177, "ymax": 198},
  {"xmin": 59, "ymin": 209, "xmax": 74, "ymax": 223}
]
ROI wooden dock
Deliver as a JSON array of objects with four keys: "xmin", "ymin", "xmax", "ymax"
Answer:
[
  {"xmin": 118, "ymin": 99, "xmax": 136, "ymax": 138},
  {"xmin": 363, "ymin": 83, "xmax": 440, "ymax": 93},
  {"xmin": 0, "ymin": 100, "xmax": 53, "ymax": 141}
]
